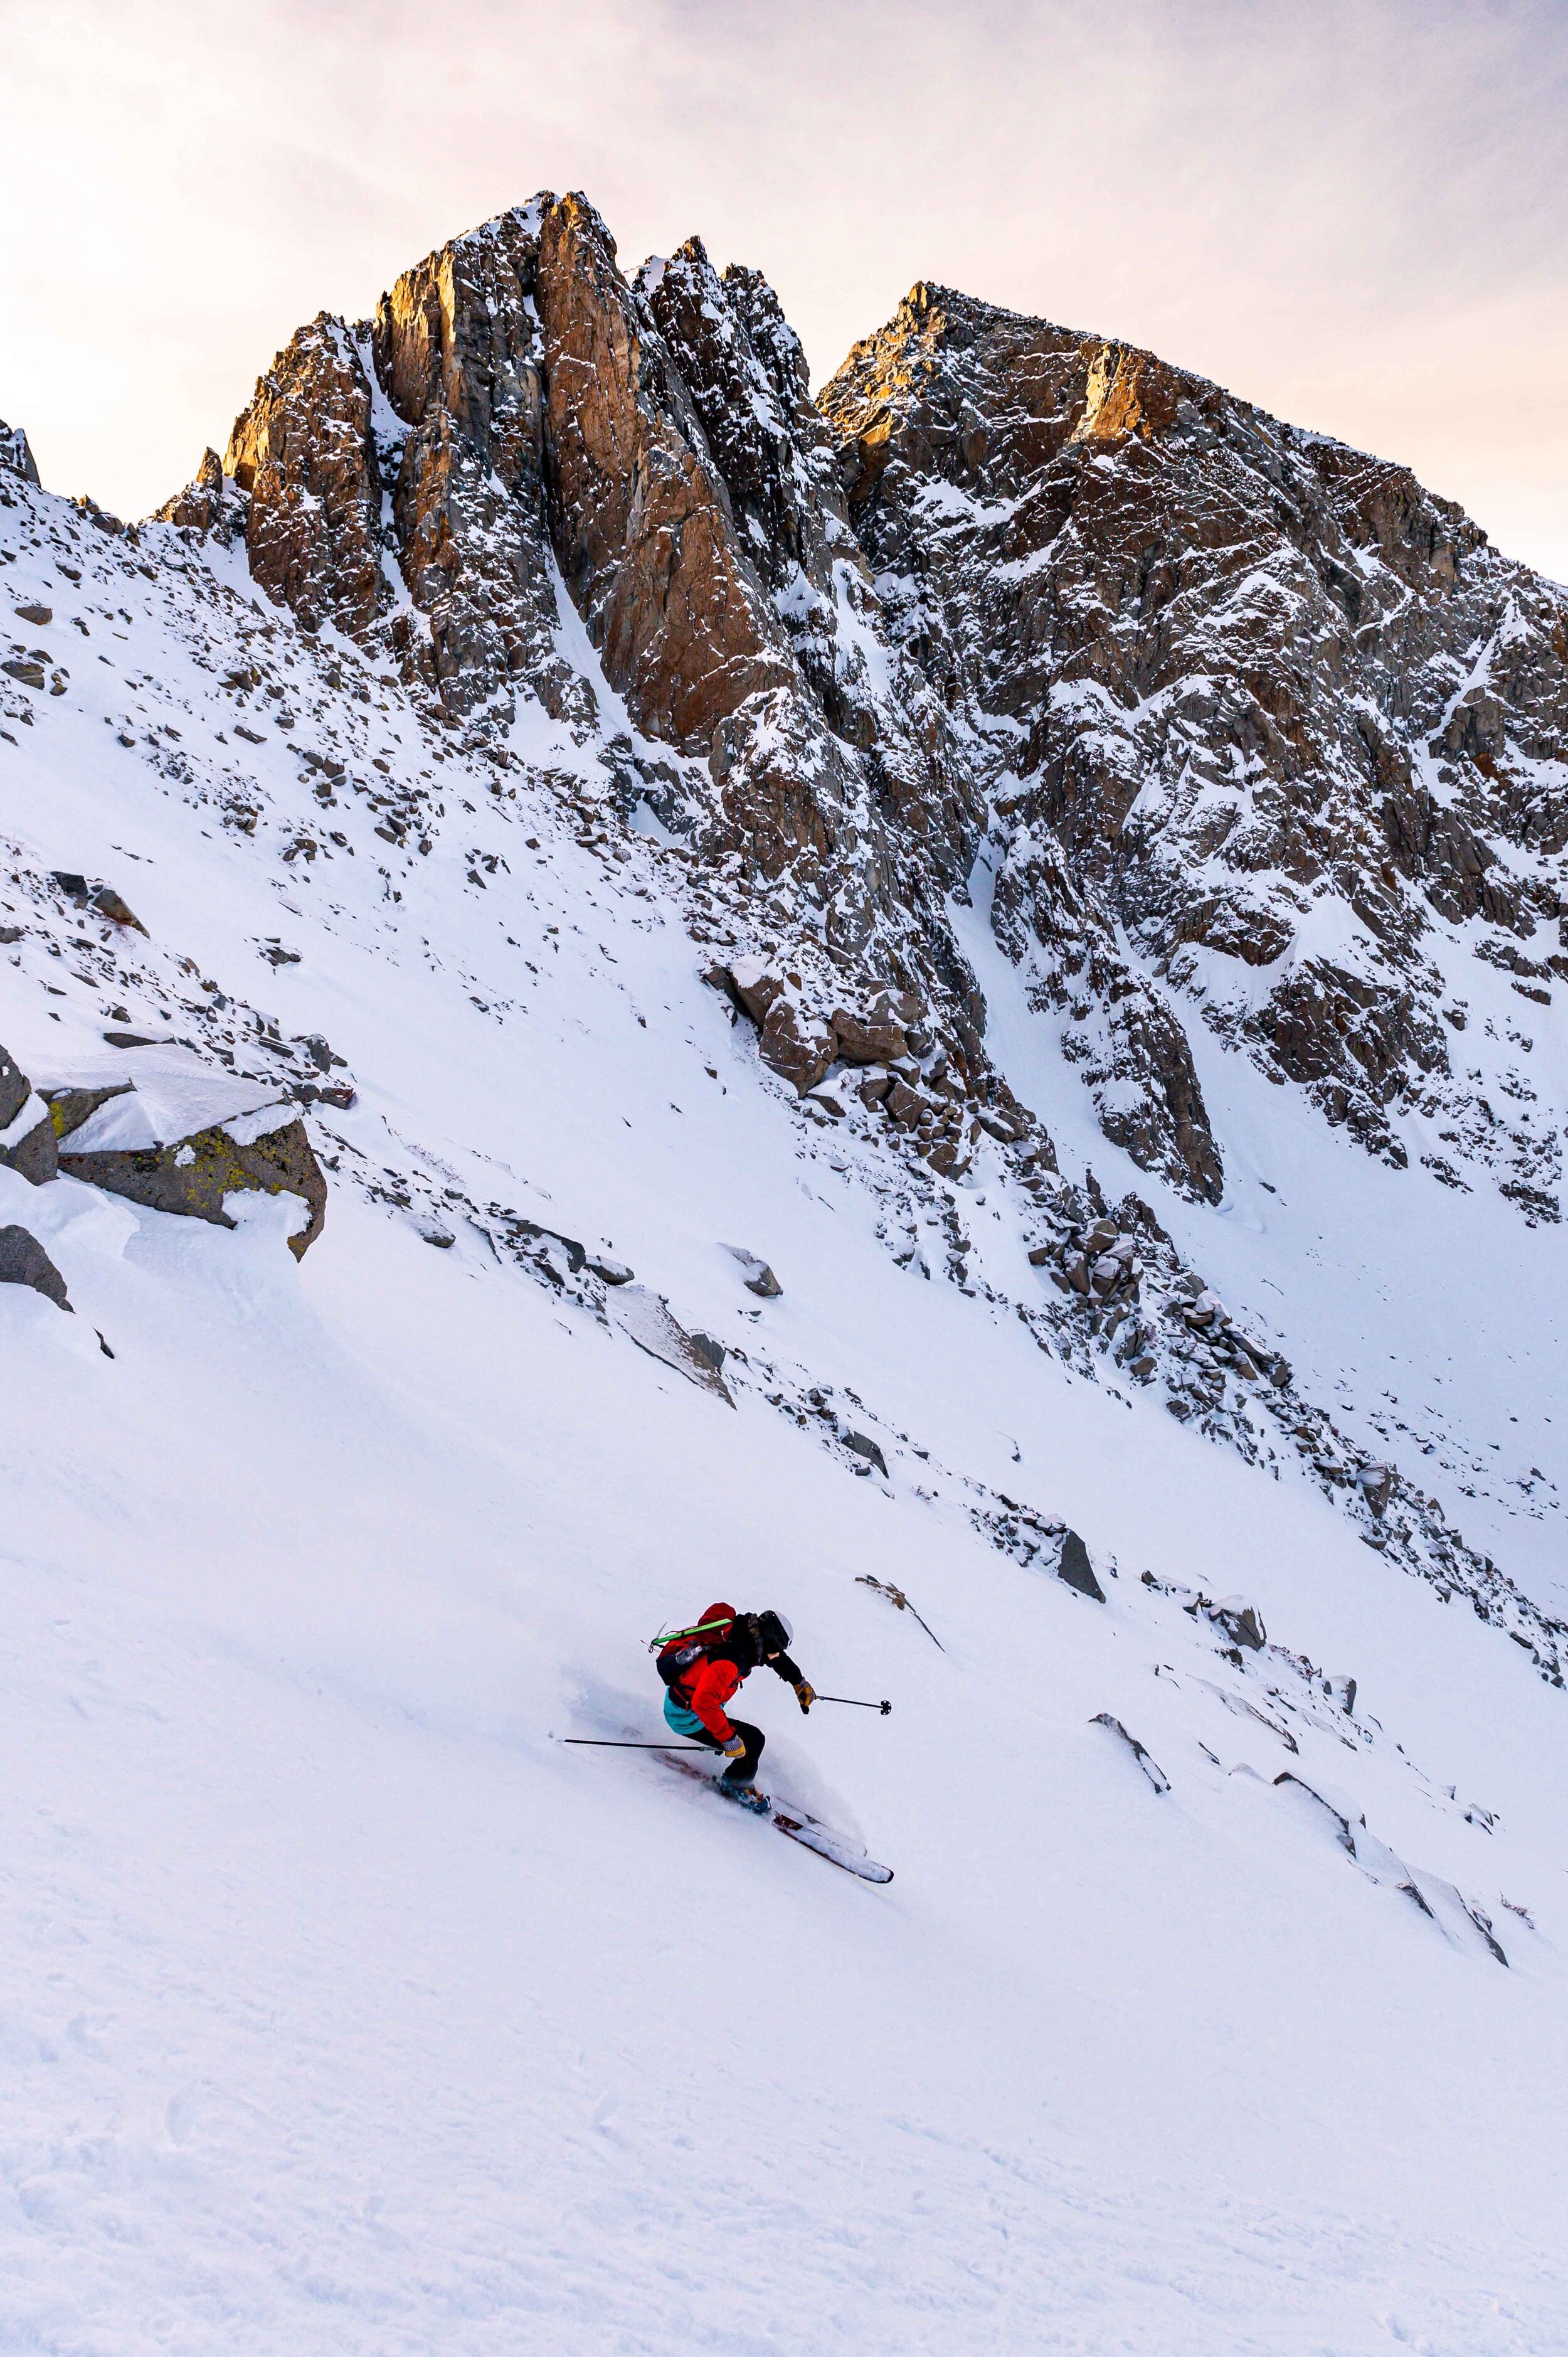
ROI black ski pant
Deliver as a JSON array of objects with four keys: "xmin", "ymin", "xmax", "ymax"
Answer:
[{"xmin": 704, "ymin": 1717, "xmax": 764, "ymax": 1782}]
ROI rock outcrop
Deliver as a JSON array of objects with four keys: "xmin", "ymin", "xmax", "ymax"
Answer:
[
  {"xmin": 371, "ymin": 205, "xmax": 590, "ymax": 724},
  {"xmin": 0, "ymin": 1225, "xmax": 70, "ymax": 1309},
  {"xmin": 39, "ymin": 1052, "xmax": 327, "ymax": 1258},
  {"xmin": 156, "ymin": 446, "xmax": 246, "ymax": 545},
  {"xmin": 0, "ymin": 419, "xmax": 41, "ymax": 487},
  {"xmin": 1057, "ymin": 1530, "xmax": 1106, "ymax": 1602},
  {"xmin": 608, "ymin": 1282, "xmax": 733, "ymax": 1402},
  {"xmin": 208, "ymin": 197, "xmax": 973, "ymax": 954},
  {"xmin": 540, "ymin": 203, "xmax": 796, "ymax": 749},
  {"xmin": 0, "ymin": 1038, "xmax": 58, "ymax": 1183},
  {"xmin": 225, "ymin": 314, "xmax": 384, "ymax": 640}
]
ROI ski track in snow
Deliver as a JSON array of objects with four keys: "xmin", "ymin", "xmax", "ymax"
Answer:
[{"xmin": 1, "ymin": 477, "xmax": 1567, "ymax": 2352}]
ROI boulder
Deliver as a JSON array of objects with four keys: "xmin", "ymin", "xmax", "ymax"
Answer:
[
  {"xmin": 718, "ymin": 959, "xmax": 838, "ymax": 1093},
  {"xmin": 0, "ymin": 1225, "xmax": 70, "ymax": 1309},
  {"xmin": 90, "ymin": 887, "xmax": 147, "ymax": 934},
  {"xmin": 500, "ymin": 1218, "xmax": 588, "ymax": 1289},
  {"xmin": 724, "ymin": 1244, "xmax": 782, "ymax": 1297},
  {"xmin": 844, "ymin": 1430, "xmax": 889, "ymax": 1477},
  {"xmin": 48, "ymin": 874, "xmax": 147, "ymax": 934},
  {"xmin": 1057, "ymin": 1529, "xmax": 1106, "ymax": 1602},
  {"xmin": 758, "ymin": 996, "xmax": 835, "ymax": 1093},
  {"xmin": 40, "ymin": 1048, "xmax": 326, "ymax": 1259},
  {"xmin": 830, "ymin": 989, "xmax": 917, "ymax": 1067},
  {"xmin": 45, "ymin": 1081, "xmax": 136, "ymax": 1142},
  {"xmin": 0, "ymin": 1039, "xmax": 58, "ymax": 1184},
  {"xmin": 724, "ymin": 955, "xmax": 785, "ymax": 1026},
  {"xmin": 1206, "ymin": 1596, "xmax": 1266, "ymax": 1650},
  {"xmin": 61, "ymin": 1116, "xmax": 326, "ymax": 1260},
  {"xmin": 1355, "ymin": 1462, "xmax": 1394, "ymax": 1518},
  {"xmin": 882, "ymin": 1078, "xmax": 924, "ymax": 1129}
]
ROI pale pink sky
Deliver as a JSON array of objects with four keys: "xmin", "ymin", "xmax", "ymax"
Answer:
[{"xmin": 4, "ymin": 0, "xmax": 1566, "ymax": 582}]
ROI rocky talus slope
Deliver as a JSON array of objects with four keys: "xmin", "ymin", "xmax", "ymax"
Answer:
[{"xmin": 9, "ymin": 188, "xmax": 1562, "ymax": 1673}]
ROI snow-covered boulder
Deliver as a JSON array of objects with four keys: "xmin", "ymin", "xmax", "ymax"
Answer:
[
  {"xmin": 1205, "ymin": 1595, "xmax": 1268, "ymax": 1651},
  {"xmin": 40, "ymin": 1047, "xmax": 327, "ymax": 1260},
  {"xmin": 829, "ymin": 989, "xmax": 918, "ymax": 1067},
  {"xmin": 724, "ymin": 1244, "xmax": 781, "ymax": 1297},
  {"xmin": 718, "ymin": 960, "xmax": 837, "ymax": 1094}
]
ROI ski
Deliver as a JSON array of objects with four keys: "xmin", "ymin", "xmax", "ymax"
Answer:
[
  {"xmin": 771, "ymin": 1809, "xmax": 894, "ymax": 1883},
  {"xmin": 659, "ymin": 1750, "xmax": 894, "ymax": 1881}
]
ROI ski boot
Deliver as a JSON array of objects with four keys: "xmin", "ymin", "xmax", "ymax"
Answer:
[{"xmin": 717, "ymin": 1776, "xmax": 771, "ymax": 1816}]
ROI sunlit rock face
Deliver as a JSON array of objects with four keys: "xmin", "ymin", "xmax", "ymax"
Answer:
[
  {"xmin": 174, "ymin": 211, "xmax": 1568, "ymax": 1214},
  {"xmin": 822, "ymin": 282, "xmax": 1568, "ymax": 1210}
]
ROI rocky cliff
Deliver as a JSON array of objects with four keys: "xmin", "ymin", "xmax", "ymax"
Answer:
[
  {"xmin": 823, "ymin": 287, "xmax": 1568, "ymax": 1212},
  {"xmin": 159, "ymin": 200, "xmax": 1568, "ymax": 1226}
]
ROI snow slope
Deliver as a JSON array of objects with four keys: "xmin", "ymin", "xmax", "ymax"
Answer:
[{"xmin": 3, "ymin": 469, "xmax": 1567, "ymax": 2353}]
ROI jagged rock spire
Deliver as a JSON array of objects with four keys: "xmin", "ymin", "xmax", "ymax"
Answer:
[{"xmin": 154, "ymin": 201, "xmax": 1568, "ymax": 1213}]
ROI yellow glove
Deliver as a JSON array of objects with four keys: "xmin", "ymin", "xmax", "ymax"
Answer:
[
  {"xmin": 721, "ymin": 1731, "xmax": 747, "ymax": 1760},
  {"xmin": 795, "ymin": 1681, "xmax": 816, "ymax": 1714}
]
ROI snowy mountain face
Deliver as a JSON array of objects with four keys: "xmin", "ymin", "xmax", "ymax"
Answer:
[
  {"xmin": 4, "ymin": 197, "xmax": 1568, "ymax": 2351},
  {"xmin": 823, "ymin": 284, "xmax": 1568, "ymax": 1215}
]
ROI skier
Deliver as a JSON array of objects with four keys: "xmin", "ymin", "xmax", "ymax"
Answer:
[{"xmin": 656, "ymin": 1603, "xmax": 815, "ymax": 1814}]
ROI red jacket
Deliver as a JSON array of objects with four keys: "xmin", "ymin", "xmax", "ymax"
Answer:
[{"xmin": 682, "ymin": 1652, "xmax": 746, "ymax": 1743}]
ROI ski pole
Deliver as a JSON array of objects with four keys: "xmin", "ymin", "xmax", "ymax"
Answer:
[
  {"xmin": 814, "ymin": 1695, "xmax": 892, "ymax": 1715},
  {"xmin": 561, "ymin": 1738, "xmax": 714, "ymax": 1750}
]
